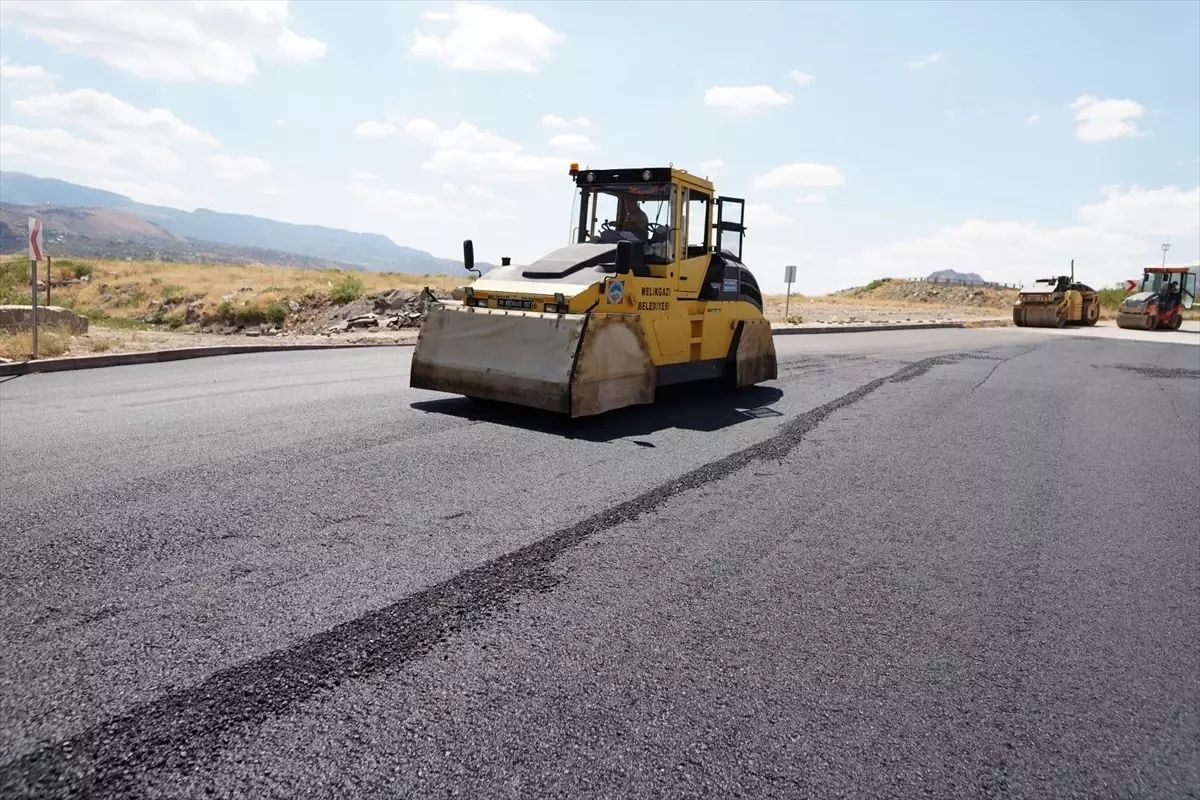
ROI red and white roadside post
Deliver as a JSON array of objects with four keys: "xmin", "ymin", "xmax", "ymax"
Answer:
[{"xmin": 29, "ymin": 216, "xmax": 44, "ymax": 359}]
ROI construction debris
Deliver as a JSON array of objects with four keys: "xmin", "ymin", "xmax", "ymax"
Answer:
[{"xmin": 322, "ymin": 287, "xmax": 446, "ymax": 334}]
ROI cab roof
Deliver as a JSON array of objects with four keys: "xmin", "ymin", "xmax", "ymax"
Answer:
[
  {"xmin": 1144, "ymin": 264, "xmax": 1198, "ymax": 273},
  {"xmin": 569, "ymin": 165, "xmax": 714, "ymax": 194}
]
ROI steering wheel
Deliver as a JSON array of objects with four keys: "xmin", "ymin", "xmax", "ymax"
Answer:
[{"xmin": 645, "ymin": 222, "xmax": 669, "ymax": 242}]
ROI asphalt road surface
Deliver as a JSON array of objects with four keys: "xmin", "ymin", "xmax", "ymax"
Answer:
[{"xmin": 2, "ymin": 327, "xmax": 1198, "ymax": 799}]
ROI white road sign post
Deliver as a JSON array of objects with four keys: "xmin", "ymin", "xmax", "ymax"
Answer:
[
  {"xmin": 784, "ymin": 264, "xmax": 797, "ymax": 319},
  {"xmin": 29, "ymin": 217, "xmax": 44, "ymax": 359}
]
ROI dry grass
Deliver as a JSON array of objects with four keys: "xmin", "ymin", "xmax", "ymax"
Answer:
[
  {"xmin": 7, "ymin": 257, "xmax": 465, "ymax": 323},
  {"xmin": 89, "ymin": 337, "xmax": 118, "ymax": 353},
  {"xmin": 759, "ymin": 290, "xmax": 1015, "ymax": 325},
  {"xmin": 0, "ymin": 325, "xmax": 72, "ymax": 360}
]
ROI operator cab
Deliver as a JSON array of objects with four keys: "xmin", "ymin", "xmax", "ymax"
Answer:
[
  {"xmin": 1137, "ymin": 267, "xmax": 1197, "ymax": 310},
  {"xmin": 569, "ymin": 164, "xmax": 762, "ymax": 309}
]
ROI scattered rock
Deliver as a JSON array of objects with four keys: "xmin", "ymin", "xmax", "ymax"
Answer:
[
  {"xmin": 245, "ymin": 329, "xmax": 261, "ymax": 337},
  {"xmin": 288, "ymin": 300, "xmax": 300, "ymax": 313},
  {"xmin": 373, "ymin": 289, "xmax": 418, "ymax": 313},
  {"xmin": 185, "ymin": 303, "xmax": 201, "ymax": 324}
]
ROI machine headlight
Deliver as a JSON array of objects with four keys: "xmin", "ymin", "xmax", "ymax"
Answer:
[
  {"xmin": 642, "ymin": 169, "xmax": 652, "ymax": 180},
  {"xmin": 586, "ymin": 172, "xmax": 595, "ymax": 182},
  {"xmin": 544, "ymin": 303, "xmax": 559, "ymax": 313}
]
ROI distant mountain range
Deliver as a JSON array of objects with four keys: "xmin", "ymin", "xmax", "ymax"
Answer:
[
  {"xmin": 0, "ymin": 171, "xmax": 485, "ymax": 275},
  {"xmin": 926, "ymin": 269, "xmax": 986, "ymax": 284}
]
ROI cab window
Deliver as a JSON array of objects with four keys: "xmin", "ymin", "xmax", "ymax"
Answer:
[{"xmin": 686, "ymin": 190, "xmax": 709, "ymax": 256}]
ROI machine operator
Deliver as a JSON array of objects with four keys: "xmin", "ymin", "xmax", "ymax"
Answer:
[{"xmin": 618, "ymin": 196, "xmax": 649, "ymax": 240}]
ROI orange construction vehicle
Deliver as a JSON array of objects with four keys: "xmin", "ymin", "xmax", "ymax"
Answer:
[{"xmin": 1115, "ymin": 265, "xmax": 1197, "ymax": 331}]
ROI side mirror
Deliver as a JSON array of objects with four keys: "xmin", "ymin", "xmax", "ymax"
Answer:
[
  {"xmin": 463, "ymin": 239, "xmax": 481, "ymax": 278},
  {"xmin": 501, "ymin": 256, "xmax": 511, "ymax": 267},
  {"xmin": 615, "ymin": 240, "xmax": 633, "ymax": 275}
]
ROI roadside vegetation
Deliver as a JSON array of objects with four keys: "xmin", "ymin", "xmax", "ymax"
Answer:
[
  {"xmin": 0, "ymin": 254, "xmax": 464, "ymax": 332},
  {"xmin": 0, "ymin": 324, "xmax": 72, "ymax": 360}
]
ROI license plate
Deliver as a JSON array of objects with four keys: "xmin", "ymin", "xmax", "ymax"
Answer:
[{"xmin": 496, "ymin": 297, "xmax": 534, "ymax": 310}]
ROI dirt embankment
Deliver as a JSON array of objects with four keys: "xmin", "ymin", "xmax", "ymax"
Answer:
[
  {"xmin": 0, "ymin": 256, "xmax": 468, "ymax": 360},
  {"xmin": 762, "ymin": 278, "xmax": 1016, "ymax": 325}
]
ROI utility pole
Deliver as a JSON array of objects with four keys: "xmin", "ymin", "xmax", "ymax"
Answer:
[
  {"xmin": 28, "ymin": 217, "xmax": 44, "ymax": 359},
  {"xmin": 1161, "ymin": 242, "xmax": 1170, "ymax": 268}
]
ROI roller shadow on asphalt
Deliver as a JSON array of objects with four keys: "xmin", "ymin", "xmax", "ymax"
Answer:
[{"xmin": 410, "ymin": 384, "xmax": 784, "ymax": 442}]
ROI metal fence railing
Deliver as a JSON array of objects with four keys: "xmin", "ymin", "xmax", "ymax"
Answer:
[{"xmin": 898, "ymin": 277, "xmax": 1020, "ymax": 290}]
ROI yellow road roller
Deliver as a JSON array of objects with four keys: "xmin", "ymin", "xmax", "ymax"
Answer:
[
  {"xmin": 410, "ymin": 164, "xmax": 777, "ymax": 417},
  {"xmin": 1012, "ymin": 261, "xmax": 1100, "ymax": 328}
]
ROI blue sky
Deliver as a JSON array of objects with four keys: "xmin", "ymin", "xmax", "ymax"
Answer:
[{"xmin": 1, "ymin": 0, "xmax": 1197, "ymax": 294}]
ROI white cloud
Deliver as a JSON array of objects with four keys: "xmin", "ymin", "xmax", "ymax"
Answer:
[
  {"xmin": 209, "ymin": 155, "xmax": 272, "ymax": 181},
  {"xmin": 1025, "ymin": 113, "xmax": 1040, "ymax": 124},
  {"xmin": 348, "ymin": 179, "xmax": 514, "ymax": 222},
  {"xmin": 3, "ymin": 90, "xmax": 219, "ymax": 176},
  {"xmin": 13, "ymin": 89, "xmax": 219, "ymax": 147},
  {"xmin": 548, "ymin": 133, "xmax": 596, "ymax": 153},
  {"xmin": 747, "ymin": 204, "xmax": 794, "ymax": 228},
  {"xmin": 1069, "ymin": 95, "xmax": 1146, "ymax": 142},
  {"xmin": 0, "ymin": 0, "xmax": 325, "ymax": 83},
  {"xmin": 410, "ymin": 2, "xmax": 565, "ymax": 72},
  {"xmin": 796, "ymin": 194, "xmax": 826, "ymax": 204},
  {"xmin": 464, "ymin": 184, "xmax": 506, "ymax": 203},
  {"xmin": 823, "ymin": 184, "xmax": 1199, "ymax": 293},
  {"xmin": 402, "ymin": 118, "xmax": 566, "ymax": 182},
  {"xmin": 0, "ymin": 124, "xmax": 187, "ymax": 174},
  {"xmin": 754, "ymin": 163, "xmax": 845, "ymax": 189},
  {"xmin": 0, "ymin": 56, "xmax": 56, "ymax": 81},
  {"xmin": 354, "ymin": 120, "xmax": 398, "ymax": 139},
  {"xmin": 1076, "ymin": 184, "xmax": 1199, "ymax": 236},
  {"xmin": 907, "ymin": 52, "xmax": 944, "ymax": 69},
  {"xmin": 405, "ymin": 119, "xmax": 520, "ymax": 153},
  {"xmin": 442, "ymin": 182, "xmax": 459, "ymax": 194},
  {"xmin": 704, "ymin": 85, "xmax": 793, "ymax": 114},
  {"xmin": 348, "ymin": 181, "xmax": 442, "ymax": 212},
  {"xmin": 700, "ymin": 158, "xmax": 724, "ymax": 178},
  {"xmin": 350, "ymin": 171, "xmax": 379, "ymax": 181},
  {"xmin": 541, "ymin": 114, "xmax": 591, "ymax": 129},
  {"xmin": 788, "ymin": 69, "xmax": 815, "ymax": 84},
  {"xmin": 420, "ymin": 149, "xmax": 567, "ymax": 182}
]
